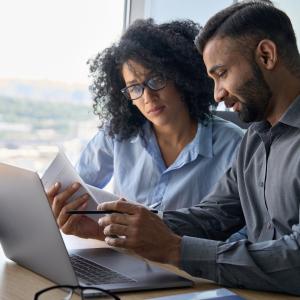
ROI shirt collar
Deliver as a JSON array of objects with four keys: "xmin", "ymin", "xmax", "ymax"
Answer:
[
  {"xmin": 195, "ymin": 120, "xmax": 213, "ymax": 158},
  {"xmin": 129, "ymin": 120, "xmax": 213, "ymax": 158},
  {"xmin": 128, "ymin": 121, "xmax": 150, "ymax": 144},
  {"xmin": 278, "ymin": 94, "xmax": 300, "ymax": 129},
  {"xmin": 251, "ymin": 94, "xmax": 300, "ymax": 133},
  {"xmin": 251, "ymin": 120, "xmax": 271, "ymax": 134}
]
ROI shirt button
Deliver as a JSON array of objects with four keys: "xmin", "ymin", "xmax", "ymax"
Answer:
[
  {"xmin": 259, "ymin": 181, "xmax": 264, "ymax": 187},
  {"xmin": 267, "ymin": 222, "xmax": 272, "ymax": 229}
]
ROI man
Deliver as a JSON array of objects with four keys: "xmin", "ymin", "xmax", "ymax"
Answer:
[{"xmin": 50, "ymin": 0, "xmax": 300, "ymax": 295}]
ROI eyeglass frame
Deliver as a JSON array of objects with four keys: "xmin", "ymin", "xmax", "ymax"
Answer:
[
  {"xmin": 34, "ymin": 284, "xmax": 120, "ymax": 300},
  {"xmin": 120, "ymin": 74, "xmax": 167, "ymax": 101}
]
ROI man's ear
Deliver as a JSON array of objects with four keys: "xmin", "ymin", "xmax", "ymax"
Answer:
[{"xmin": 255, "ymin": 39, "xmax": 278, "ymax": 70}]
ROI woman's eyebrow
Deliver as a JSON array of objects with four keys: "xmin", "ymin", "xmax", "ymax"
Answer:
[
  {"xmin": 125, "ymin": 71, "xmax": 154, "ymax": 86},
  {"xmin": 124, "ymin": 79, "xmax": 140, "ymax": 86}
]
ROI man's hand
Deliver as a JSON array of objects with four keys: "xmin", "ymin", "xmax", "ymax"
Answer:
[
  {"xmin": 46, "ymin": 182, "xmax": 105, "ymax": 240},
  {"xmin": 98, "ymin": 200, "xmax": 181, "ymax": 266}
]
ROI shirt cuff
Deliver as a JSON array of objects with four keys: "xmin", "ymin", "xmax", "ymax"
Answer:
[
  {"xmin": 156, "ymin": 210, "xmax": 163, "ymax": 219},
  {"xmin": 180, "ymin": 236, "xmax": 219, "ymax": 281}
]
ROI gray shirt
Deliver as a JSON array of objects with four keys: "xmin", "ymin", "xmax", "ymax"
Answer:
[{"xmin": 164, "ymin": 95, "xmax": 300, "ymax": 295}]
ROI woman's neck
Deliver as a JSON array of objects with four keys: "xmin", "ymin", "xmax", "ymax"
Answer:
[
  {"xmin": 154, "ymin": 120, "xmax": 197, "ymax": 146},
  {"xmin": 153, "ymin": 118, "xmax": 198, "ymax": 167}
]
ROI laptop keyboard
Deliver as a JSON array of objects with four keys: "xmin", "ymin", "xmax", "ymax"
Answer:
[{"xmin": 70, "ymin": 254, "xmax": 135, "ymax": 285}]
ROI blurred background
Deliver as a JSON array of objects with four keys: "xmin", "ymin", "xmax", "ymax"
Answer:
[{"xmin": 0, "ymin": 0, "xmax": 299, "ymax": 174}]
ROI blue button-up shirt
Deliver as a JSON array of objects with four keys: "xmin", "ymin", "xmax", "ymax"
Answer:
[{"xmin": 76, "ymin": 116, "xmax": 243, "ymax": 210}]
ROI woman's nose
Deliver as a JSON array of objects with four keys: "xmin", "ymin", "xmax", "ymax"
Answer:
[{"xmin": 143, "ymin": 86, "xmax": 158, "ymax": 103}]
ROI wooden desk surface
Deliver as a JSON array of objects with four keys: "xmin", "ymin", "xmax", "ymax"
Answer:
[{"xmin": 0, "ymin": 234, "xmax": 299, "ymax": 300}]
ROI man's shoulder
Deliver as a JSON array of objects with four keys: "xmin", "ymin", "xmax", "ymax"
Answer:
[{"xmin": 235, "ymin": 123, "xmax": 264, "ymax": 163}]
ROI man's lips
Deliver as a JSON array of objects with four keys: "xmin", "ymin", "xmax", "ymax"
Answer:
[
  {"xmin": 225, "ymin": 100, "xmax": 235, "ymax": 109},
  {"xmin": 232, "ymin": 102, "xmax": 241, "ymax": 112},
  {"xmin": 225, "ymin": 100, "xmax": 241, "ymax": 112}
]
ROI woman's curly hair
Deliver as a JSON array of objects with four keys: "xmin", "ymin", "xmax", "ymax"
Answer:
[{"xmin": 89, "ymin": 18, "xmax": 215, "ymax": 140}]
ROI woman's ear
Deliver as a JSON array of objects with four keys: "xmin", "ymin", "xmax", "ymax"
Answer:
[{"xmin": 255, "ymin": 39, "xmax": 278, "ymax": 70}]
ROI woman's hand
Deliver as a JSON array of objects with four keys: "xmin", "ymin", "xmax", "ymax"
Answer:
[{"xmin": 46, "ymin": 182, "xmax": 105, "ymax": 240}]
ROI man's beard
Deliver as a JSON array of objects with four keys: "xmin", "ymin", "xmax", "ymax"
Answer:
[{"xmin": 234, "ymin": 63, "xmax": 272, "ymax": 123}]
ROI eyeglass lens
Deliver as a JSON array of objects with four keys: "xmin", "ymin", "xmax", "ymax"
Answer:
[
  {"xmin": 35, "ymin": 287, "xmax": 118, "ymax": 300},
  {"xmin": 123, "ymin": 75, "xmax": 166, "ymax": 100}
]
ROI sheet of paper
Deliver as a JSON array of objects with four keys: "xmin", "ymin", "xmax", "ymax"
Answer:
[
  {"xmin": 146, "ymin": 288, "xmax": 245, "ymax": 300},
  {"xmin": 41, "ymin": 150, "xmax": 119, "ymax": 212}
]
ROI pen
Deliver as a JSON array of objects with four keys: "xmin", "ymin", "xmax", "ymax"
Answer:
[{"xmin": 66, "ymin": 209, "xmax": 159, "ymax": 215}]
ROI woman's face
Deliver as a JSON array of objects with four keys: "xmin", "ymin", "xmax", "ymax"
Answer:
[{"xmin": 121, "ymin": 60, "xmax": 191, "ymax": 129}]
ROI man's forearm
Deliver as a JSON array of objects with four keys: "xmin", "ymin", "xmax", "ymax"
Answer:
[{"xmin": 179, "ymin": 231, "xmax": 300, "ymax": 296}]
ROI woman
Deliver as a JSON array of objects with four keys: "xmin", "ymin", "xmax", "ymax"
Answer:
[{"xmin": 48, "ymin": 19, "xmax": 243, "ymax": 230}]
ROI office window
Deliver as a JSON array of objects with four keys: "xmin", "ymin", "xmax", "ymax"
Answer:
[
  {"xmin": 129, "ymin": 0, "xmax": 300, "ymax": 112},
  {"xmin": 128, "ymin": 0, "xmax": 234, "ymax": 110},
  {"xmin": 143, "ymin": 0, "xmax": 233, "ymax": 25},
  {"xmin": 275, "ymin": 0, "xmax": 300, "ymax": 50},
  {"xmin": 0, "ymin": 0, "xmax": 125, "ymax": 172},
  {"xmin": 128, "ymin": 0, "xmax": 233, "ymax": 29}
]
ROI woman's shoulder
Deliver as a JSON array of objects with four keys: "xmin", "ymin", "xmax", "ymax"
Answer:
[
  {"xmin": 92, "ymin": 121, "xmax": 149, "ymax": 145},
  {"xmin": 207, "ymin": 115, "xmax": 245, "ymax": 152},
  {"xmin": 210, "ymin": 115, "xmax": 245, "ymax": 138},
  {"xmin": 206, "ymin": 115, "xmax": 245, "ymax": 158}
]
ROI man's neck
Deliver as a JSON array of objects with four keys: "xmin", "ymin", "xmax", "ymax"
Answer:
[{"xmin": 266, "ymin": 69, "xmax": 300, "ymax": 126}]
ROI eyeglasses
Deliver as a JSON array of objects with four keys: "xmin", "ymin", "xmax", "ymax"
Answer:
[
  {"xmin": 121, "ymin": 74, "xmax": 167, "ymax": 101},
  {"xmin": 34, "ymin": 284, "xmax": 120, "ymax": 300}
]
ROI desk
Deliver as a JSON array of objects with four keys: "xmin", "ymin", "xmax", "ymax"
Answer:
[{"xmin": 0, "ymin": 235, "xmax": 299, "ymax": 300}]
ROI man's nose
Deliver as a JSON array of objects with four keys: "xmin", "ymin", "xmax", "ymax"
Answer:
[{"xmin": 214, "ymin": 84, "xmax": 228, "ymax": 103}]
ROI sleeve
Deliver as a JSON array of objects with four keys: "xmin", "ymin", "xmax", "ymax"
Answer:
[
  {"xmin": 163, "ymin": 160, "xmax": 300, "ymax": 295},
  {"xmin": 163, "ymin": 162, "xmax": 244, "ymax": 241},
  {"xmin": 75, "ymin": 128, "xmax": 114, "ymax": 188},
  {"xmin": 179, "ymin": 226, "xmax": 300, "ymax": 295}
]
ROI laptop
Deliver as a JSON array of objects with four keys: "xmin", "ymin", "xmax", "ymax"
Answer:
[{"xmin": 0, "ymin": 163, "xmax": 192, "ymax": 296}]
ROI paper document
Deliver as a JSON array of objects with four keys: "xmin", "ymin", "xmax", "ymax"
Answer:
[
  {"xmin": 146, "ymin": 288, "xmax": 245, "ymax": 300},
  {"xmin": 41, "ymin": 150, "xmax": 119, "ymax": 212}
]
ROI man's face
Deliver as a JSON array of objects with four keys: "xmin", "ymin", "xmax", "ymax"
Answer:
[{"xmin": 203, "ymin": 37, "xmax": 272, "ymax": 122}]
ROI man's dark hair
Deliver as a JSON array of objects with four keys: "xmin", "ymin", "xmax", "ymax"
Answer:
[
  {"xmin": 88, "ymin": 19, "xmax": 214, "ymax": 140},
  {"xmin": 195, "ymin": 0, "xmax": 300, "ymax": 75}
]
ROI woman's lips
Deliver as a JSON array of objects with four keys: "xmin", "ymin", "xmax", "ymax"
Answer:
[{"xmin": 148, "ymin": 106, "xmax": 165, "ymax": 115}]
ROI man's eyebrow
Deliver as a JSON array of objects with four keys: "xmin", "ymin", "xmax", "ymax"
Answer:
[{"xmin": 208, "ymin": 64, "xmax": 224, "ymax": 75}]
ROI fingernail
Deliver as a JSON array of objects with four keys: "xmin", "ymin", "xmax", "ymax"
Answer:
[
  {"xmin": 79, "ymin": 201, "xmax": 88, "ymax": 209},
  {"xmin": 72, "ymin": 182, "xmax": 80, "ymax": 189},
  {"xmin": 83, "ymin": 194, "xmax": 89, "ymax": 200},
  {"xmin": 54, "ymin": 182, "xmax": 60, "ymax": 188}
]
